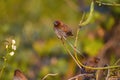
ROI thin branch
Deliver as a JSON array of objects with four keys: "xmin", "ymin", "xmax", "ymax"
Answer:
[
  {"xmin": 73, "ymin": 13, "xmax": 86, "ymax": 67},
  {"xmin": 114, "ymin": 58, "xmax": 120, "ymax": 65},
  {"xmin": 106, "ymin": 69, "xmax": 110, "ymax": 80},
  {"xmin": 0, "ymin": 49, "xmax": 9, "ymax": 79},
  {"xmin": 96, "ymin": 70, "xmax": 100, "ymax": 80},
  {"xmin": 64, "ymin": 39, "xmax": 83, "ymax": 56},
  {"xmin": 41, "ymin": 73, "xmax": 58, "ymax": 80},
  {"xmin": 61, "ymin": 39, "xmax": 82, "ymax": 68},
  {"xmin": 68, "ymin": 73, "xmax": 94, "ymax": 80},
  {"xmin": 73, "ymin": 52, "xmax": 120, "ymax": 70},
  {"xmin": 96, "ymin": 1, "xmax": 120, "ymax": 7},
  {"xmin": 62, "ymin": 36, "xmax": 83, "ymax": 56}
]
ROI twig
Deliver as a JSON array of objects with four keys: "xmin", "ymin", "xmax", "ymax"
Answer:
[
  {"xmin": 68, "ymin": 73, "xmax": 94, "ymax": 80},
  {"xmin": 73, "ymin": 13, "xmax": 86, "ymax": 66},
  {"xmin": 62, "ymin": 36, "xmax": 83, "ymax": 56},
  {"xmin": 64, "ymin": 38, "xmax": 83, "ymax": 56},
  {"xmin": 61, "ymin": 39, "xmax": 82, "ymax": 68},
  {"xmin": 41, "ymin": 73, "xmax": 58, "ymax": 80},
  {"xmin": 0, "ymin": 51, "xmax": 9, "ymax": 79},
  {"xmin": 114, "ymin": 58, "xmax": 120, "ymax": 65},
  {"xmin": 96, "ymin": 70, "xmax": 100, "ymax": 80},
  {"xmin": 106, "ymin": 69, "xmax": 110, "ymax": 80},
  {"xmin": 0, "ymin": 63, "xmax": 6, "ymax": 79},
  {"xmin": 104, "ymin": 58, "xmax": 120, "ymax": 80},
  {"xmin": 73, "ymin": 51, "xmax": 120, "ymax": 70},
  {"xmin": 96, "ymin": 1, "xmax": 120, "ymax": 7}
]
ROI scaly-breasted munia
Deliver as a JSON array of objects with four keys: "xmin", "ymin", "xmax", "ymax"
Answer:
[{"xmin": 53, "ymin": 20, "xmax": 73, "ymax": 39}]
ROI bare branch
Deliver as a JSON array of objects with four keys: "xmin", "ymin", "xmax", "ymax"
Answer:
[
  {"xmin": 41, "ymin": 73, "xmax": 58, "ymax": 80},
  {"xmin": 68, "ymin": 74, "xmax": 94, "ymax": 80}
]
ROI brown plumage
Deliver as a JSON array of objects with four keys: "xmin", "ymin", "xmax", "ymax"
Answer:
[
  {"xmin": 13, "ymin": 69, "xmax": 27, "ymax": 80},
  {"xmin": 53, "ymin": 20, "xmax": 73, "ymax": 39}
]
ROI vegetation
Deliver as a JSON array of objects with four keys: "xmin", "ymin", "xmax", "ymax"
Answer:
[{"xmin": 0, "ymin": 0, "xmax": 120, "ymax": 80}]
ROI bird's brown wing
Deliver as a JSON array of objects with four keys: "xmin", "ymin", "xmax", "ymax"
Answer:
[{"xmin": 62, "ymin": 24, "xmax": 73, "ymax": 36}]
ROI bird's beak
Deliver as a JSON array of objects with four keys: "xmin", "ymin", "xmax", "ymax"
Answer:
[{"xmin": 54, "ymin": 22, "xmax": 57, "ymax": 26}]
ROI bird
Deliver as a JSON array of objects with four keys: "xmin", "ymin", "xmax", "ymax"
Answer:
[
  {"xmin": 53, "ymin": 20, "xmax": 84, "ymax": 56},
  {"xmin": 53, "ymin": 20, "xmax": 73, "ymax": 39},
  {"xmin": 13, "ymin": 69, "xmax": 27, "ymax": 80}
]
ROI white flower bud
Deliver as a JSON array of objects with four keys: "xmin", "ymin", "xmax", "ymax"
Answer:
[
  {"xmin": 12, "ymin": 39, "xmax": 16, "ymax": 44},
  {"xmin": 12, "ymin": 45, "xmax": 16, "ymax": 50},
  {"xmin": 9, "ymin": 51, "xmax": 15, "ymax": 56}
]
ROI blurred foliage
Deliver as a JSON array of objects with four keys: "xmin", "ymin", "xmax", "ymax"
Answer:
[{"xmin": 0, "ymin": 0, "xmax": 120, "ymax": 80}]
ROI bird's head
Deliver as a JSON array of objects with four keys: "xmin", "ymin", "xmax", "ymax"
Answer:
[{"xmin": 53, "ymin": 20, "xmax": 61, "ymax": 27}]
